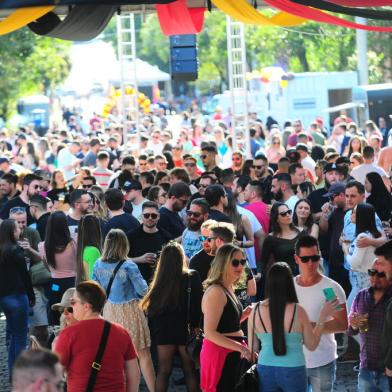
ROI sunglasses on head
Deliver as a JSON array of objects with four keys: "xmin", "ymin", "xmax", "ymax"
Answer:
[
  {"xmin": 279, "ymin": 209, "xmax": 292, "ymax": 217},
  {"xmin": 298, "ymin": 255, "xmax": 321, "ymax": 263},
  {"xmin": 187, "ymin": 210, "xmax": 202, "ymax": 218},
  {"xmin": 143, "ymin": 213, "xmax": 158, "ymax": 219},
  {"xmin": 368, "ymin": 269, "xmax": 386, "ymax": 278},
  {"xmin": 232, "ymin": 258, "xmax": 247, "ymax": 267}
]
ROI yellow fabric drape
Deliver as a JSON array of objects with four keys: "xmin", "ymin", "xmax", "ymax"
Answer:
[
  {"xmin": 212, "ymin": 0, "xmax": 307, "ymax": 27},
  {"xmin": 0, "ymin": 6, "xmax": 55, "ymax": 35}
]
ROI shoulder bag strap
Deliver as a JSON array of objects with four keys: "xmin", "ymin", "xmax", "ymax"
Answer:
[
  {"xmin": 250, "ymin": 302, "xmax": 259, "ymax": 357},
  {"xmin": 106, "ymin": 260, "xmax": 126, "ymax": 299},
  {"xmin": 85, "ymin": 320, "xmax": 111, "ymax": 392}
]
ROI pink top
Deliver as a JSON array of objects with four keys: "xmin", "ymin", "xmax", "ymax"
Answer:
[
  {"xmin": 39, "ymin": 240, "xmax": 77, "ymax": 279},
  {"xmin": 245, "ymin": 201, "xmax": 270, "ymax": 234}
]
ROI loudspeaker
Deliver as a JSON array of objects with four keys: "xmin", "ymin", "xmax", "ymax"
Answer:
[{"xmin": 170, "ymin": 34, "xmax": 198, "ymax": 81}]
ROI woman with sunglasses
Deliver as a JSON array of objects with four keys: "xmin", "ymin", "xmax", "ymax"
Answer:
[
  {"xmin": 342, "ymin": 203, "xmax": 383, "ymax": 310},
  {"xmin": 260, "ymin": 202, "xmax": 305, "ymax": 274},
  {"xmin": 201, "ymin": 243, "xmax": 252, "ymax": 392},
  {"xmin": 0, "ymin": 219, "xmax": 35, "ymax": 375},
  {"xmin": 266, "ymin": 136, "xmax": 286, "ymax": 169},
  {"xmin": 248, "ymin": 262, "xmax": 337, "ymax": 392},
  {"xmin": 93, "ymin": 228, "xmax": 155, "ymax": 391},
  {"xmin": 39, "ymin": 211, "xmax": 77, "ymax": 326},
  {"xmin": 292, "ymin": 199, "xmax": 319, "ymax": 239},
  {"xmin": 141, "ymin": 241, "xmax": 202, "ymax": 392}
]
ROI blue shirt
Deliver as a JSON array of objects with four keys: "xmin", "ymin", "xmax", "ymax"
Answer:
[{"xmin": 92, "ymin": 259, "xmax": 148, "ymax": 304}]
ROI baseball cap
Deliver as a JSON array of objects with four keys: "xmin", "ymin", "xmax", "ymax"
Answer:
[
  {"xmin": 323, "ymin": 182, "xmax": 345, "ymax": 198},
  {"xmin": 296, "ymin": 143, "xmax": 310, "ymax": 153},
  {"xmin": 323, "ymin": 162, "xmax": 338, "ymax": 173},
  {"xmin": 0, "ymin": 156, "xmax": 10, "ymax": 164},
  {"xmin": 122, "ymin": 180, "xmax": 142, "ymax": 192},
  {"xmin": 51, "ymin": 288, "xmax": 75, "ymax": 311}
]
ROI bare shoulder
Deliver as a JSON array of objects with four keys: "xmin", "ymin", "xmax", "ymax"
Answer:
[{"xmin": 204, "ymin": 284, "xmax": 226, "ymax": 301}]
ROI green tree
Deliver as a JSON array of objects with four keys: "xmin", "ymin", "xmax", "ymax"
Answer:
[{"xmin": 0, "ymin": 29, "xmax": 71, "ymax": 120}]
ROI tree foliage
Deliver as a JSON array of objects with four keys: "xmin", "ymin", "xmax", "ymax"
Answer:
[{"xmin": 0, "ymin": 29, "xmax": 71, "ymax": 120}]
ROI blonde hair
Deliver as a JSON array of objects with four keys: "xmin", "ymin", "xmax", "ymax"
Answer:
[
  {"xmin": 101, "ymin": 229, "xmax": 129, "ymax": 262},
  {"xmin": 204, "ymin": 243, "xmax": 245, "ymax": 289}
]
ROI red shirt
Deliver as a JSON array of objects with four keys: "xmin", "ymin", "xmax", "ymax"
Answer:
[{"xmin": 56, "ymin": 319, "xmax": 137, "ymax": 392}]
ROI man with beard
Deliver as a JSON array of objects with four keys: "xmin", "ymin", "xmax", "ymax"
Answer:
[
  {"xmin": 200, "ymin": 145, "xmax": 221, "ymax": 179},
  {"xmin": 271, "ymin": 173, "xmax": 299, "ymax": 211},
  {"xmin": 181, "ymin": 198, "xmax": 209, "ymax": 259},
  {"xmin": 66, "ymin": 189, "xmax": 94, "ymax": 238},
  {"xmin": 0, "ymin": 173, "xmax": 19, "ymax": 209},
  {"xmin": 158, "ymin": 181, "xmax": 191, "ymax": 238},
  {"xmin": 308, "ymin": 163, "xmax": 339, "ymax": 221},
  {"xmin": 253, "ymin": 154, "xmax": 274, "ymax": 204},
  {"xmin": 0, "ymin": 173, "xmax": 42, "ymax": 226},
  {"xmin": 127, "ymin": 201, "xmax": 172, "ymax": 283},
  {"xmin": 189, "ymin": 219, "xmax": 217, "ymax": 283}
]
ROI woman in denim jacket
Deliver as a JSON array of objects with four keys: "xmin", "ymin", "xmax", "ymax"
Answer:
[{"xmin": 93, "ymin": 229, "xmax": 156, "ymax": 392}]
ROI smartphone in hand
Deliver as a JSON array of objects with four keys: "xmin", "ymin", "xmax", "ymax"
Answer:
[{"xmin": 323, "ymin": 287, "xmax": 341, "ymax": 310}]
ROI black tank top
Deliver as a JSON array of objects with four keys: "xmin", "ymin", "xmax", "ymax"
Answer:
[{"xmin": 217, "ymin": 286, "xmax": 243, "ymax": 334}]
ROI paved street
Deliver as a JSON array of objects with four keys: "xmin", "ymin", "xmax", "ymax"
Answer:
[{"xmin": 0, "ymin": 316, "xmax": 357, "ymax": 391}]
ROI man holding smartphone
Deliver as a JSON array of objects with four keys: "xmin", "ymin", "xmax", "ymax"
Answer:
[{"xmin": 294, "ymin": 235, "xmax": 348, "ymax": 392}]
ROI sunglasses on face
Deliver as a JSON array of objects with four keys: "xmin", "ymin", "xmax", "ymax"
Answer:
[
  {"xmin": 232, "ymin": 157, "xmax": 241, "ymax": 162},
  {"xmin": 207, "ymin": 236, "xmax": 217, "ymax": 242},
  {"xmin": 200, "ymin": 155, "xmax": 207, "ymax": 159},
  {"xmin": 32, "ymin": 185, "xmax": 43, "ymax": 190},
  {"xmin": 252, "ymin": 165, "xmax": 264, "ymax": 170},
  {"xmin": 185, "ymin": 163, "xmax": 196, "ymax": 167},
  {"xmin": 279, "ymin": 209, "xmax": 292, "ymax": 217},
  {"xmin": 187, "ymin": 210, "xmax": 202, "ymax": 218},
  {"xmin": 62, "ymin": 306, "xmax": 73, "ymax": 313},
  {"xmin": 198, "ymin": 184, "xmax": 208, "ymax": 189},
  {"xmin": 298, "ymin": 255, "xmax": 321, "ymax": 263},
  {"xmin": 368, "ymin": 269, "xmax": 386, "ymax": 278},
  {"xmin": 143, "ymin": 213, "xmax": 158, "ymax": 219},
  {"xmin": 232, "ymin": 258, "xmax": 247, "ymax": 267},
  {"xmin": 82, "ymin": 184, "xmax": 92, "ymax": 189}
]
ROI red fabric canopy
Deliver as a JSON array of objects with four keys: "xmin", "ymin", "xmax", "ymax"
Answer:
[
  {"xmin": 264, "ymin": 0, "xmax": 392, "ymax": 31},
  {"xmin": 155, "ymin": 0, "xmax": 204, "ymax": 36},
  {"xmin": 329, "ymin": 0, "xmax": 392, "ymax": 5}
]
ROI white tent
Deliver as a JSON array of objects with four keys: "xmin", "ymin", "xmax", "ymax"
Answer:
[{"xmin": 62, "ymin": 40, "xmax": 170, "ymax": 96}]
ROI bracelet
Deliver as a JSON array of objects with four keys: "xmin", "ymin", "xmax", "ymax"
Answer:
[{"xmin": 316, "ymin": 321, "xmax": 325, "ymax": 327}]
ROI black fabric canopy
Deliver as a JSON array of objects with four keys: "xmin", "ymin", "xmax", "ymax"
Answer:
[
  {"xmin": 0, "ymin": 0, "xmax": 175, "ymax": 8},
  {"xmin": 29, "ymin": 5, "xmax": 116, "ymax": 41}
]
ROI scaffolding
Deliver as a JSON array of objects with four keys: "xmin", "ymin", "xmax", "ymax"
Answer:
[
  {"xmin": 116, "ymin": 12, "xmax": 139, "ymax": 145},
  {"xmin": 226, "ymin": 16, "xmax": 251, "ymax": 158}
]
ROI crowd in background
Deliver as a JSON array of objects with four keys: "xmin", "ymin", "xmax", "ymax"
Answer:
[{"xmin": 1, "ymin": 103, "xmax": 392, "ymax": 392}]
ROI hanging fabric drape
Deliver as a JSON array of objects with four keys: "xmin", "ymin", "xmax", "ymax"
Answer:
[
  {"xmin": 329, "ymin": 0, "xmax": 392, "ymax": 6},
  {"xmin": 211, "ymin": 0, "xmax": 307, "ymax": 27},
  {"xmin": 155, "ymin": 0, "xmax": 204, "ymax": 35},
  {"xmin": 293, "ymin": 0, "xmax": 392, "ymax": 20},
  {"xmin": 0, "ymin": 6, "xmax": 54, "ymax": 35},
  {"xmin": 264, "ymin": 0, "xmax": 392, "ymax": 31},
  {"xmin": 0, "ymin": 0, "xmax": 176, "ymax": 8}
]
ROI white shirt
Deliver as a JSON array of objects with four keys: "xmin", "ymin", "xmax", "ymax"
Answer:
[
  {"xmin": 301, "ymin": 155, "xmax": 316, "ymax": 178},
  {"xmin": 237, "ymin": 205, "xmax": 262, "ymax": 269},
  {"xmin": 57, "ymin": 147, "xmax": 78, "ymax": 180},
  {"xmin": 131, "ymin": 199, "xmax": 148, "ymax": 221},
  {"xmin": 285, "ymin": 194, "xmax": 299, "ymax": 211},
  {"xmin": 294, "ymin": 275, "xmax": 346, "ymax": 368},
  {"xmin": 350, "ymin": 163, "xmax": 387, "ymax": 184}
]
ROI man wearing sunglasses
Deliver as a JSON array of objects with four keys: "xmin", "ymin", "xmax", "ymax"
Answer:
[
  {"xmin": 294, "ymin": 235, "xmax": 348, "ymax": 392},
  {"xmin": 348, "ymin": 259, "xmax": 392, "ymax": 392},
  {"xmin": 0, "ymin": 173, "xmax": 42, "ymax": 226},
  {"xmin": 127, "ymin": 201, "xmax": 172, "ymax": 283},
  {"xmin": 200, "ymin": 145, "xmax": 221, "ymax": 180},
  {"xmin": 181, "ymin": 198, "xmax": 209, "ymax": 260},
  {"xmin": 375, "ymin": 239, "xmax": 392, "ymax": 388}
]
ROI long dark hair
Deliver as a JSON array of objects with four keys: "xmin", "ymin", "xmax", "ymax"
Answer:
[
  {"xmin": 366, "ymin": 172, "xmax": 392, "ymax": 221},
  {"xmin": 242, "ymin": 159, "xmax": 253, "ymax": 177},
  {"xmin": 355, "ymin": 203, "xmax": 381, "ymax": 239},
  {"xmin": 224, "ymin": 192, "xmax": 243, "ymax": 239},
  {"xmin": 292, "ymin": 199, "xmax": 314, "ymax": 231},
  {"xmin": 265, "ymin": 262, "xmax": 299, "ymax": 356},
  {"xmin": 44, "ymin": 211, "xmax": 72, "ymax": 268},
  {"xmin": 0, "ymin": 219, "xmax": 18, "ymax": 261},
  {"xmin": 76, "ymin": 214, "xmax": 102, "ymax": 284},
  {"xmin": 140, "ymin": 241, "xmax": 189, "ymax": 316},
  {"xmin": 270, "ymin": 202, "xmax": 299, "ymax": 235}
]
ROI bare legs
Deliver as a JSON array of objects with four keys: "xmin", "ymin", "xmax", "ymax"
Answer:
[{"xmin": 138, "ymin": 347, "xmax": 156, "ymax": 392}]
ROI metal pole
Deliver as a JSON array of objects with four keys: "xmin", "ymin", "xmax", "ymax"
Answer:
[
  {"xmin": 130, "ymin": 13, "xmax": 140, "ymax": 143},
  {"xmin": 356, "ymin": 17, "xmax": 369, "ymax": 85}
]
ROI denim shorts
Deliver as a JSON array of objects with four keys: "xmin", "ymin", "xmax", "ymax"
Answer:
[{"xmin": 258, "ymin": 364, "xmax": 307, "ymax": 392}]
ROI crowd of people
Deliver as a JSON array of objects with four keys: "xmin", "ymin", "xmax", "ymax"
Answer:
[{"xmin": 0, "ymin": 105, "xmax": 392, "ymax": 392}]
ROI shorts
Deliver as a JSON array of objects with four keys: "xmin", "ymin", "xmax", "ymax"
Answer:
[{"xmin": 30, "ymin": 287, "xmax": 48, "ymax": 327}]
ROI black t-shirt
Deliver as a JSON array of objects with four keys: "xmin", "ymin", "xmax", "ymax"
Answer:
[
  {"xmin": 127, "ymin": 226, "xmax": 172, "ymax": 283},
  {"xmin": 0, "ymin": 196, "xmax": 35, "ymax": 225},
  {"xmin": 308, "ymin": 187, "xmax": 328, "ymax": 214},
  {"xmin": 327, "ymin": 207, "xmax": 346, "ymax": 266},
  {"xmin": 103, "ymin": 213, "xmax": 140, "ymax": 238},
  {"xmin": 37, "ymin": 212, "xmax": 50, "ymax": 241},
  {"xmin": 66, "ymin": 215, "xmax": 80, "ymax": 238},
  {"xmin": 158, "ymin": 206, "xmax": 185, "ymax": 238},
  {"xmin": 189, "ymin": 249, "xmax": 214, "ymax": 283},
  {"xmin": 47, "ymin": 188, "xmax": 70, "ymax": 204},
  {"xmin": 208, "ymin": 209, "xmax": 232, "ymax": 223}
]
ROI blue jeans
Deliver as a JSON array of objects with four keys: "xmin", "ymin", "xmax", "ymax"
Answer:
[
  {"xmin": 307, "ymin": 360, "xmax": 336, "ymax": 392},
  {"xmin": 358, "ymin": 368, "xmax": 390, "ymax": 392},
  {"xmin": 258, "ymin": 364, "xmax": 307, "ymax": 392},
  {"xmin": 0, "ymin": 294, "xmax": 29, "ymax": 374}
]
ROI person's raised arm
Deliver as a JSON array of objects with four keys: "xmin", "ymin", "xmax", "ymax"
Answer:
[
  {"xmin": 124, "ymin": 358, "xmax": 140, "ymax": 392},
  {"xmin": 240, "ymin": 215, "xmax": 254, "ymax": 248}
]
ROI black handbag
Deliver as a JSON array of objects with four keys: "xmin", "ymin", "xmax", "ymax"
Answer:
[
  {"xmin": 235, "ymin": 302, "xmax": 260, "ymax": 392},
  {"xmin": 185, "ymin": 273, "xmax": 204, "ymax": 366}
]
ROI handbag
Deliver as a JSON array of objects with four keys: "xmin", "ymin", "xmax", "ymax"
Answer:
[
  {"xmin": 185, "ymin": 273, "xmax": 204, "ymax": 365},
  {"xmin": 85, "ymin": 320, "xmax": 111, "ymax": 392},
  {"xmin": 30, "ymin": 261, "xmax": 51, "ymax": 286},
  {"xmin": 235, "ymin": 302, "xmax": 260, "ymax": 392}
]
